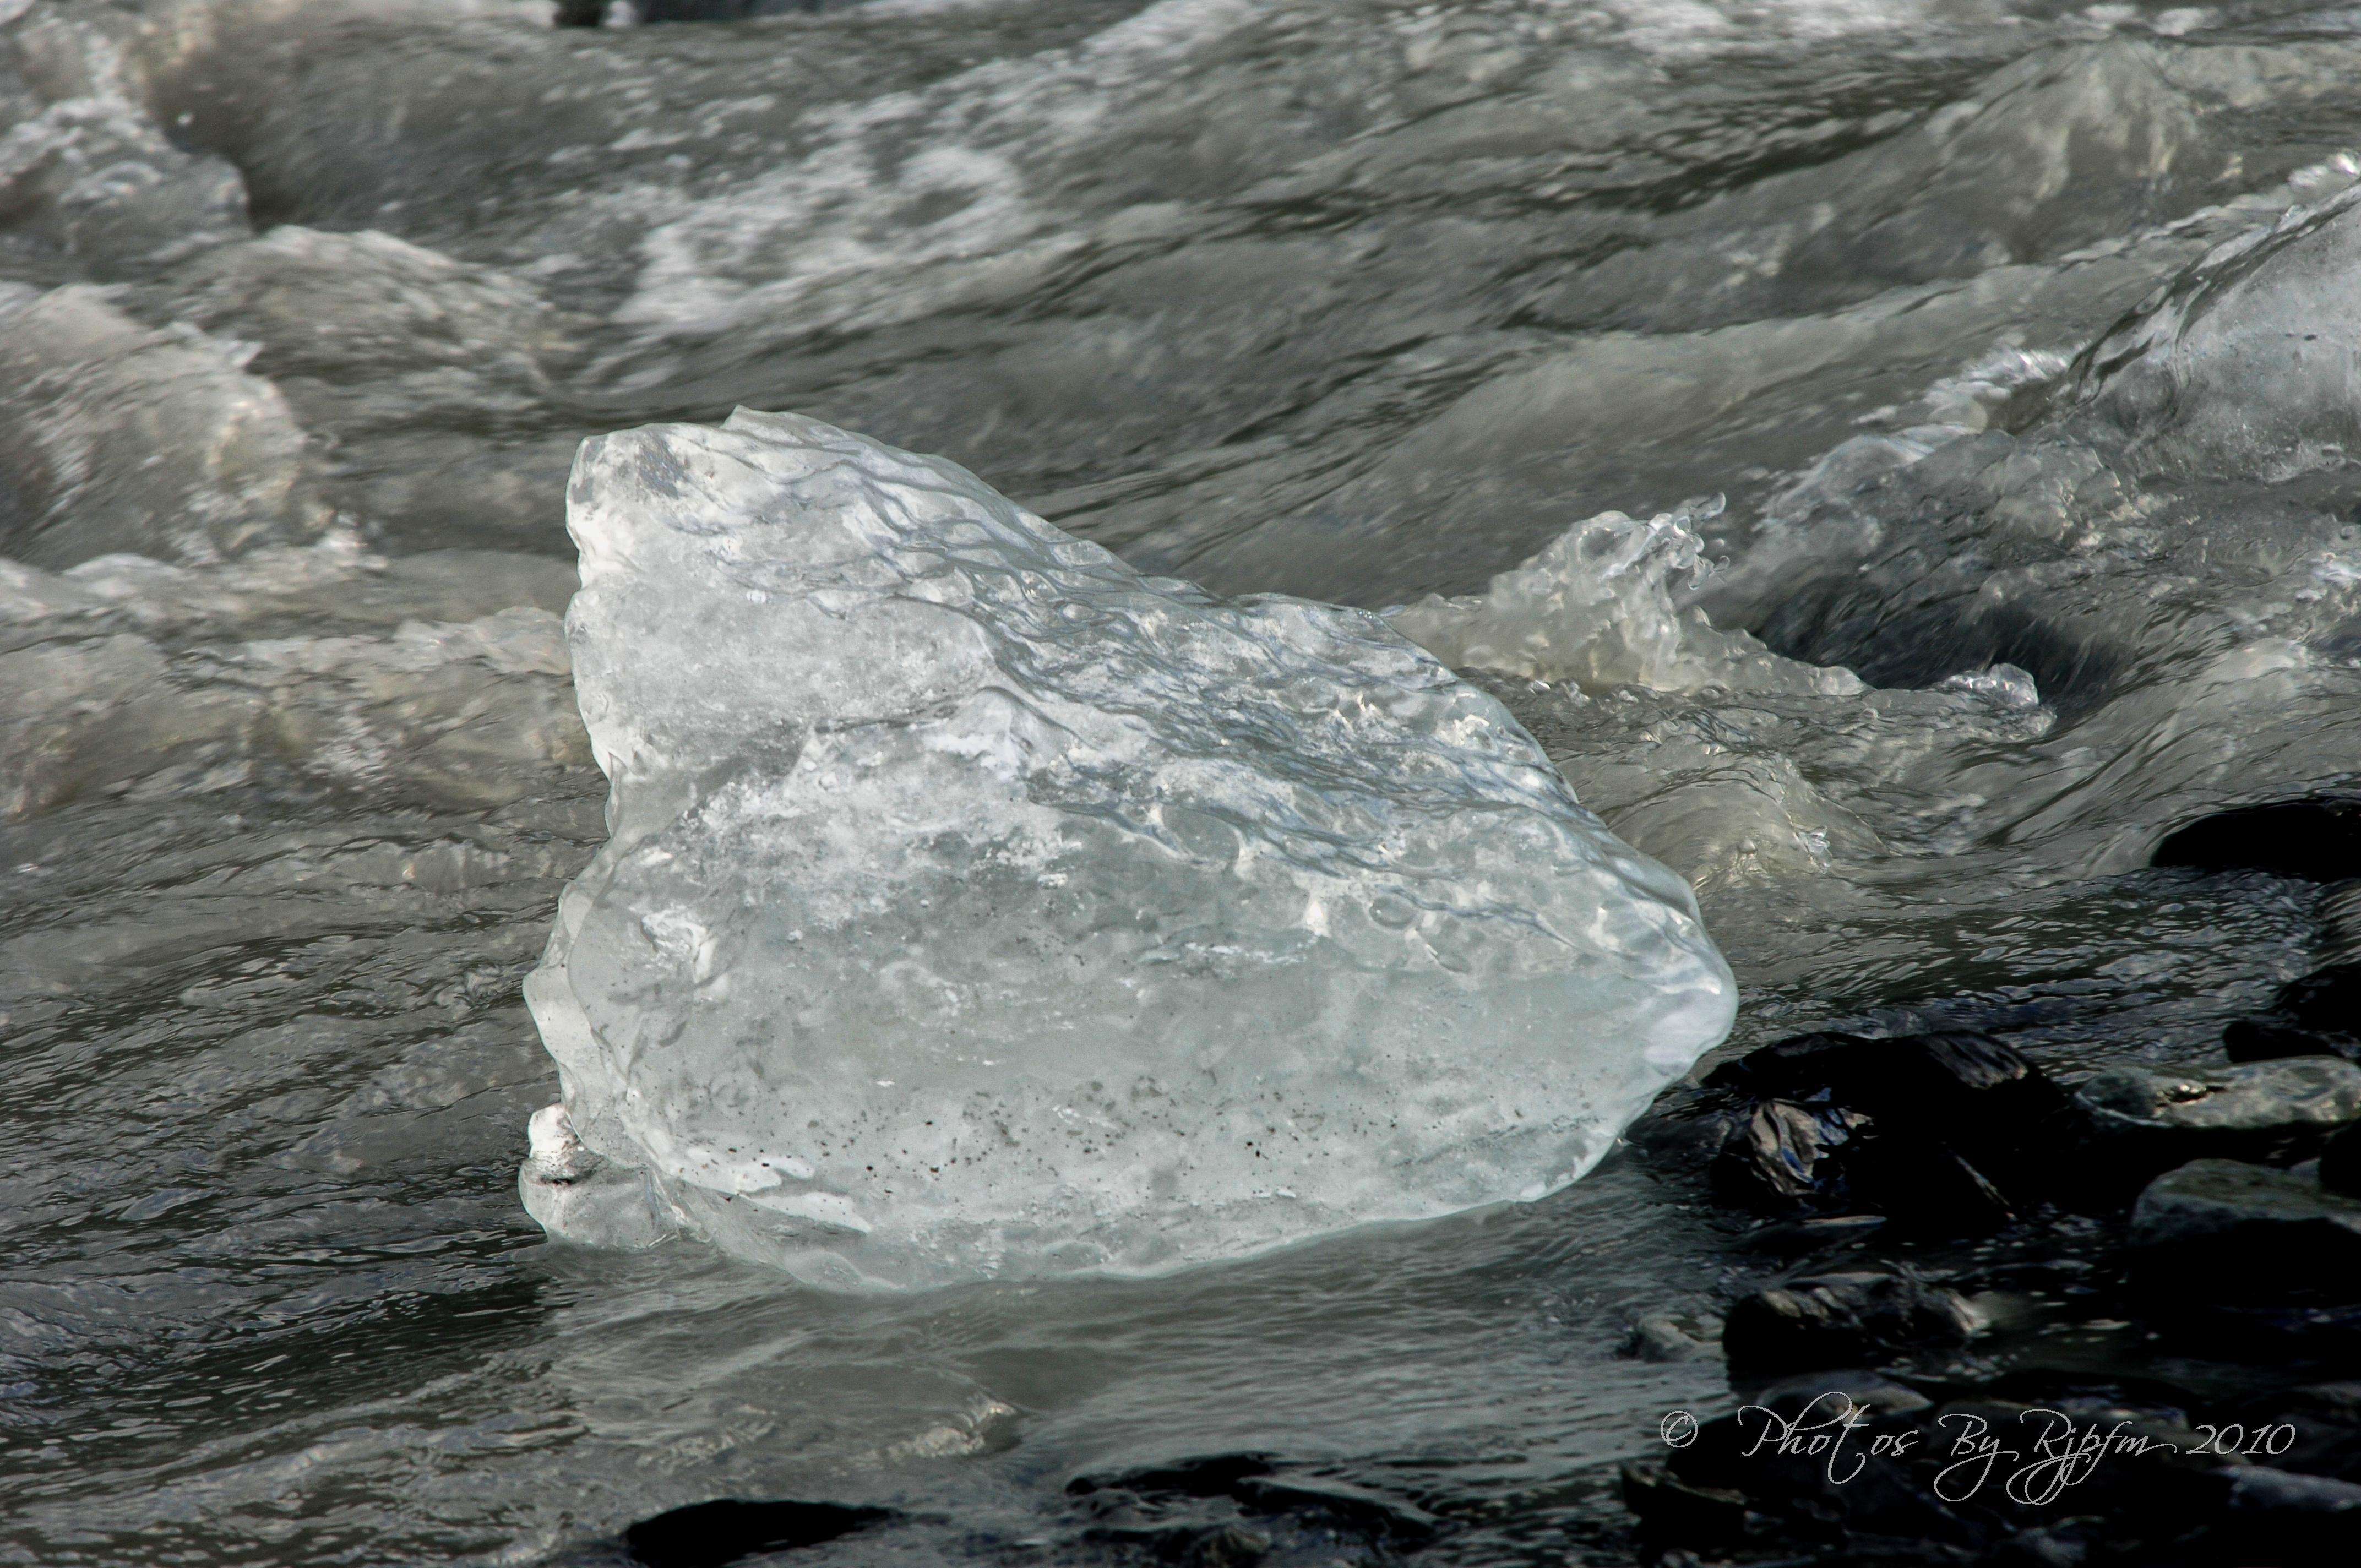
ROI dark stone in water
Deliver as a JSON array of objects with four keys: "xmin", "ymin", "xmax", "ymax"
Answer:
[
  {"xmin": 2153, "ymin": 1298, "xmax": 2361, "ymax": 1365},
  {"xmin": 2326, "ymin": 1121, "xmax": 2361, "ymax": 1197},
  {"xmin": 2075, "ymin": 1058, "xmax": 2361, "ymax": 1189},
  {"xmin": 2226, "ymin": 962, "xmax": 2361, "ymax": 1064},
  {"xmin": 2235, "ymin": 1382, "xmax": 2361, "ymax": 1484},
  {"xmin": 1068, "ymin": 1453, "xmax": 1280, "ymax": 1501},
  {"xmin": 1639, "ymin": 1364, "xmax": 2361, "ymax": 1565},
  {"xmin": 1705, "ymin": 1030, "xmax": 2041, "ymax": 1109},
  {"xmin": 2151, "ymin": 796, "xmax": 2361, "ymax": 881},
  {"xmin": 1740, "ymin": 1213, "xmax": 1889, "ymax": 1254},
  {"xmin": 1620, "ymin": 1087, "xmax": 1744, "ymax": 1166},
  {"xmin": 2189, "ymin": 1465, "xmax": 2361, "ymax": 1561},
  {"xmin": 1084, "ymin": 1520, "xmax": 1274, "ymax": 1566},
  {"xmin": 1984, "ymin": 1521, "xmax": 2103, "ymax": 1565},
  {"xmin": 2127, "ymin": 1159, "xmax": 2361, "ymax": 1307},
  {"xmin": 2225, "ymin": 1015, "xmax": 2361, "ymax": 1065},
  {"xmin": 1695, "ymin": 1029, "xmax": 2070, "ymax": 1231},
  {"xmin": 1845, "ymin": 1135, "xmax": 2020, "ymax": 1234},
  {"xmin": 622, "ymin": 1500, "xmax": 892, "ymax": 1568},
  {"xmin": 1700, "ymin": 1030, "xmax": 1877, "ymax": 1095},
  {"xmin": 1619, "ymin": 1462, "xmax": 1759, "ymax": 1552},
  {"xmin": 1707, "ymin": 1030, "xmax": 2071, "ymax": 1191},
  {"xmin": 1068, "ymin": 1453, "xmax": 1441, "ymax": 1551},
  {"xmin": 1174, "ymin": 1524, "xmax": 1273, "ymax": 1566},
  {"xmin": 1232, "ymin": 1476, "xmax": 1440, "ymax": 1547},
  {"xmin": 1666, "ymin": 1373, "xmax": 1984, "ymax": 1547},
  {"xmin": 1722, "ymin": 1271, "xmax": 1982, "ymax": 1376},
  {"xmin": 1929, "ymin": 1396, "xmax": 2246, "ymax": 1553}
]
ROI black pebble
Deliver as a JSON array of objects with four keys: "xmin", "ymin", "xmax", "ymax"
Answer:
[
  {"xmin": 1705, "ymin": 1031, "xmax": 2070, "ymax": 1161},
  {"xmin": 1619, "ymin": 1461, "xmax": 1757, "ymax": 1552},
  {"xmin": 623, "ymin": 1499, "xmax": 893, "ymax": 1568},
  {"xmin": 2197, "ymin": 1466, "xmax": 2361, "ymax": 1561},
  {"xmin": 1700, "ymin": 1029, "xmax": 2071, "ymax": 1229},
  {"xmin": 1068, "ymin": 1453, "xmax": 1440, "ymax": 1550},
  {"xmin": 2327, "ymin": 1122, "xmax": 2361, "ymax": 1197},
  {"xmin": 2226, "ymin": 962, "xmax": 2361, "ymax": 1063},
  {"xmin": 1067, "ymin": 1452, "xmax": 1278, "ymax": 1500},
  {"xmin": 1665, "ymin": 1373, "xmax": 1972, "ymax": 1545},
  {"xmin": 1722, "ymin": 1271, "xmax": 1981, "ymax": 1376}
]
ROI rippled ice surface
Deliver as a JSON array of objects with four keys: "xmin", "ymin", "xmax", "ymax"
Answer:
[{"xmin": 8, "ymin": 0, "xmax": 2361, "ymax": 1561}]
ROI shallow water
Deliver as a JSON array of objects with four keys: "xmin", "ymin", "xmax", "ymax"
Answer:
[{"xmin": 7, "ymin": 0, "xmax": 2361, "ymax": 1562}]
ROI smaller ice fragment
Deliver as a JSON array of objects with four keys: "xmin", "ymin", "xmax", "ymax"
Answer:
[
  {"xmin": 1383, "ymin": 499, "xmax": 1862, "ymax": 696},
  {"xmin": 1937, "ymin": 663, "xmax": 2041, "ymax": 707}
]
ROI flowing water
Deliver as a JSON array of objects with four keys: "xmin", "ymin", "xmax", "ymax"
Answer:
[{"xmin": 7, "ymin": 0, "xmax": 2361, "ymax": 1561}]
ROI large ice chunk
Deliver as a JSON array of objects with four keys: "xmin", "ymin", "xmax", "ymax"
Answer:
[{"xmin": 521, "ymin": 410, "xmax": 1734, "ymax": 1288}]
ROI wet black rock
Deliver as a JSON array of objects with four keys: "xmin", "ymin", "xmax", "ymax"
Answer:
[
  {"xmin": 2225, "ymin": 962, "xmax": 2361, "ymax": 1064},
  {"xmin": 1229, "ymin": 1476, "xmax": 1441, "ymax": 1548},
  {"xmin": 1621, "ymin": 1084, "xmax": 1744, "ymax": 1166},
  {"xmin": 2186, "ymin": 1464, "xmax": 2361, "ymax": 1562},
  {"xmin": 2126, "ymin": 1159, "xmax": 2361, "ymax": 1304},
  {"xmin": 1723, "ymin": 1271, "xmax": 1983, "ymax": 1376},
  {"xmin": 1740, "ymin": 1213, "xmax": 1889, "ymax": 1254},
  {"xmin": 1852, "ymin": 1136, "xmax": 2024, "ymax": 1234},
  {"xmin": 2151, "ymin": 796, "xmax": 2361, "ymax": 881},
  {"xmin": 1709, "ymin": 1102, "xmax": 2018, "ymax": 1233},
  {"xmin": 1086, "ymin": 1520, "xmax": 1274, "ymax": 1567},
  {"xmin": 1984, "ymin": 1520, "xmax": 2102, "ymax": 1565},
  {"xmin": 2325, "ymin": 1121, "xmax": 2361, "ymax": 1197},
  {"xmin": 1936, "ymin": 1397, "xmax": 2262, "ymax": 1562},
  {"xmin": 622, "ymin": 1499, "xmax": 893, "ymax": 1568},
  {"xmin": 1693, "ymin": 1029, "xmax": 2071, "ymax": 1232},
  {"xmin": 2235, "ymin": 1382, "xmax": 2361, "ymax": 1485},
  {"xmin": 1631, "ymin": 1366, "xmax": 2356, "ymax": 1566},
  {"xmin": 1619, "ymin": 1462, "xmax": 1761, "ymax": 1554},
  {"xmin": 2155, "ymin": 1298, "xmax": 2361, "ymax": 1365},
  {"xmin": 1666, "ymin": 1373, "xmax": 1985, "ymax": 1548},
  {"xmin": 1068, "ymin": 1453, "xmax": 1442, "ymax": 1556},
  {"xmin": 1706, "ymin": 1031, "xmax": 2063, "ymax": 1126},
  {"xmin": 1070, "ymin": 1453, "xmax": 1282, "ymax": 1501},
  {"xmin": 2075, "ymin": 1058, "xmax": 2361, "ymax": 1183},
  {"xmin": 1174, "ymin": 1525, "xmax": 1274, "ymax": 1567}
]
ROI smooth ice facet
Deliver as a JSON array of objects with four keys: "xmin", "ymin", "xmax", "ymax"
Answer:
[{"xmin": 524, "ymin": 410, "xmax": 1734, "ymax": 1288}]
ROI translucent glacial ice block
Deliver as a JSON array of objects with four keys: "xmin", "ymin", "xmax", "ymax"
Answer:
[{"xmin": 521, "ymin": 410, "xmax": 1735, "ymax": 1288}]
